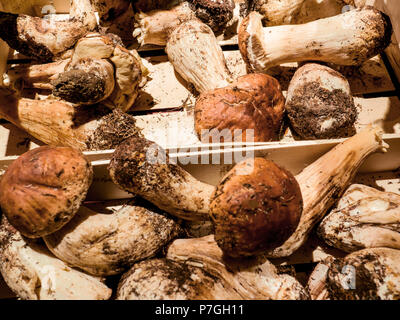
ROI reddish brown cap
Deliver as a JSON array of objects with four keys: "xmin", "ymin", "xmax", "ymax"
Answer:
[
  {"xmin": 210, "ymin": 157, "xmax": 303, "ymax": 257},
  {"xmin": 195, "ymin": 73, "xmax": 285, "ymax": 143},
  {"xmin": 0, "ymin": 146, "xmax": 93, "ymax": 238}
]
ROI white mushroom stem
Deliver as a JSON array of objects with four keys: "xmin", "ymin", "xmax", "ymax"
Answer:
[
  {"xmin": 0, "ymin": 217, "xmax": 111, "ymax": 300},
  {"xmin": 166, "ymin": 19, "xmax": 233, "ymax": 93},
  {"xmin": 250, "ymin": 0, "xmax": 360, "ymax": 26},
  {"xmin": 117, "ymin": 235, "xmax": 309, "ymax": 300},
  {"xmin": 43, "ymin": 201, "xmax": 182, "ymax": 276},
  {"xmin": 6, "ymin": 60, "xmax": 69, "ymax": 90},
  {"xmin": 0, "ymin": 0, "xmax": 97, "ymax": 62},
  {"xmin": 239, "ymin": 7, "xmax": 392, "ymax": 72},
  {"xmin": 266, "ymin": 126, "xmax": 389, "ymax": 258},
  {"xmin": 318, "ymin": 184, "xmax": 400, "ymax": 252},
  {"xmin": 0, "ymin": 88, "xmax": 142, "ymax": 151}
]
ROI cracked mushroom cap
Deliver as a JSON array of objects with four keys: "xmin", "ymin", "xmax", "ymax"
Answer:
[
  {"xmin": 194, "ymin": 73, "xmax": 285, "ymax": 142},
  {"xmin": 0, "ymin": 146, "xmax": 93, "ymax": 238},
  {"xmin": 210, "ymin": 157, "xmax": 303, "ymax": 258}
]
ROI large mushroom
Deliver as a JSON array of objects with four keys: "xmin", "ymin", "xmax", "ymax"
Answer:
[
  {"xmin": 210, "ymin": 126, "xmax": 388, "ymax": 258},
  {"xmin": 238, "ymin": 6, "xmax": 392, "ymax": 72}
]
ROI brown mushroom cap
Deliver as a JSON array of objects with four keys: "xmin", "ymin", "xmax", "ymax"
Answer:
[
  {"xmin": 0, "ymin": 146, "xmax": 93, "ymax": 238},
  {"xmin": 194, "ymin": 73, "xmax": 285, "ymax": 143},
  {"xmin": 210, "ymin": 157, "xmax": 303, "ymax": 258}
]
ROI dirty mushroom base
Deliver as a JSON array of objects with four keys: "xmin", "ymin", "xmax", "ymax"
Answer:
[{"xmin": 286, "ymin": 81, "xmax": 357, "ymax": 140}]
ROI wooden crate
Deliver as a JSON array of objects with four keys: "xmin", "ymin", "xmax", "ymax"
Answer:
[{"xmin": 0, "ymin": 0, "xmax": 400, "ymax": 299}]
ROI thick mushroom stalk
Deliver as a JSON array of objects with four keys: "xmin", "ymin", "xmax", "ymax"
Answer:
[
  {"xmin": 43, "ymin": 201, "xmax": 182, "ymax": 276},
  {"xmin": 239, "ymin": 7, "xmax": 392, "ymax": 72},
  {"xmin": 267, "ymin": 126, "xmax": 388, "ymax": 258},
  {"xmin": 166, "ymin": 19, "xmax": 233, "ymax": 93},
  {"xmin": 327, "ymin": 248, "xmax": 400, "ymax": 300},
  {"xmin": 318, "ymin": 184, "xmax": 400, "ymax": 253},
  {"xmin": 0, "ymin": 0, "xmax": 97, "ymax": 62},
  {"xmin": 0, "ymin": 217, "xmax": 111, "ymax": 300},
  {"xmin": 108, "ymin": 135, "xmax": 216, "ymax": 221},
  {"xmin": 116, "ymin": 235, "xmax": 309, "ymax": 300},
  {"xmin": 0, "ymin": 88, "xmax": 142, "ymax": 151}
]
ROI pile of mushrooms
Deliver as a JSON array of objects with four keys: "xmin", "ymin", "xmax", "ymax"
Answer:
[{"xmin": 0, "ymin": 0, "xmax": 400, "ymax": 301}]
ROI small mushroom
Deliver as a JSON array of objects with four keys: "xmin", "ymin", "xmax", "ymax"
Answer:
[
  {"xmin": 318, "ymin": 184, "xmax": 400, "ymax": 253},
  {"xmin": 108, "ymin": 135, "xmax": 216, "ymax": 221},
  {"xmin": 43, "ymin": 200, "xmax": 182, "ymax": 276},
  {"xmin": 116, "ymin": 235, "xmax": 309, "ymax": 300},
  {"xmin": 238, "ymin": 7, "xmax": 392, "ymax": 72},
  {"xmin": 285, "ymin": 63, "xmax": 357, "ymax": 140},
  {"xmin": 0, "ymin": 146, "xmax": 93, "ymax": 238},
  {"xmin": 0, "ymin": 216, "xmax": 111, "ymax": 300},
  {"xmin": 0, "ymin": 0, "xmax": 97, "ymax": 62}
]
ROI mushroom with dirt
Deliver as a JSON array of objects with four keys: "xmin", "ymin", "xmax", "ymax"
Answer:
[
  {"xmin": 238, "ymin": 6, "xmax": 392, "ymax": 72},
  {"xmin": 116, "ymin": 235, "xmax": 309, "ymax": 300},
  {"xmin": 0, "ymin": 146, "xmax": 93, "ymax": 238},
  {"xmin": 43, "ymin": 200, "xmax": 182, "ymax": 276},
  {"xmin": 0, "ymin": 216, "xmax": 112, "ymax": 300},
  {"xmin": 210, "ymin": 126, "xmax": 388, "ymax": 258},
  {"xmin": 0, "ymin": 0, "xmax": 97, "ymax": 62}
]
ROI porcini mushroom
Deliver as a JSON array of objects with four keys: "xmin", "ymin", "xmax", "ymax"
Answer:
[
  {"xmin": 210, "ymin": 126, "xmax": 388, "ymax": 258},
  {"xmin": 116, "ymin": 235, "xmax": 309, "ymax": 300},
  {"xmin": 210, "ymin": 157, "xmax": 303, "ymax": 257},
  {"xmin": 238, "ymin": 7, "xmax": 392, "ymax": 72},
  {"xmin": 285, "ymin": 63, "xmax": 357, "ymax": 140},
  {"xmin": 326, "ymin": 248, "xmax": 400, "ymax": 300},
  {"xmin": 6, "ymin": 33, "xmax": 144, "ymax": 110},
  {"xmin": 43, "ymin": 200, "xmax": 182, "ymax": 276},
  {"xmin": 0, "ymin": 216, "xmax": 111, "ymax": 300},
  {"xmin": 0, "ymin": 0, "xmax": 97, "ymax": 62},
  {"xmin": 108, "ymin": 135, "xmax": 216, "ymax": 221},
  {"xmin": 0, "ymin": 146, "xmax": 93, "ymax": 238},
  {"xmin": 194, "ymin": 72, "xmax": 285, "ymax": 142},
  {"xmin": 318, "ymin": 184, "xmax": 400, "ymax": 253},
  {"xmin": 0, "ymin": 88, "xmax": 143, "ymax": 151}
]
